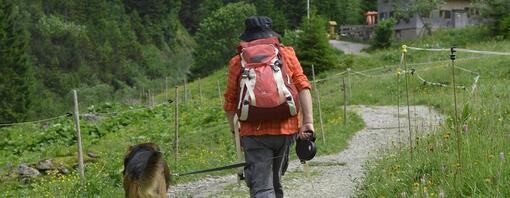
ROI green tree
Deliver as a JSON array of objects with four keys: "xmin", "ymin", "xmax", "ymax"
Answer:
[
  {"xmin": 295, "ymin": 15, "xmax": 340, "ymax": 75},
  {"xmin": 0, "ymin": 1, "xmax": 33, "ymax": 123},
  {"xmin": 476, "ymin": 0, "xmax": 510, "ymax": 38},
  {"xmin": 248, "ymin": 0, "xmax": 287, "ymax": 33},
  {"xmin": 191, "ymin": 2, "xmax": 256, "ymax": 77},
  {"xmin": 278, "ymin": 0, "xmax": 306, "ymax": 28},
  {"xmin": 372, "ymin": 18, "xmax": 396, "ymax": 49}
]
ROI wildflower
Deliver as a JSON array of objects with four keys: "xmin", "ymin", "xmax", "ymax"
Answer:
[
  {"xmin": 500, "ymin": 152, "xmax": 505, "ymax": 161},
  {"xmin": 443, "ymin": 132, "xmax": 450, "ymax": 140},
  {"xmin": 484, "ymin": 177, "xmax": 492, "ymax": 183}
]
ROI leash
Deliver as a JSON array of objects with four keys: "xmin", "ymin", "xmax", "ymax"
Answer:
[
  {"xmin": 171, "ymin": 153, "xmax": 288, "ymax": 177},
  {"xmin": 172, "ymin": 162, "xmax": 246, "ymax": 177}
]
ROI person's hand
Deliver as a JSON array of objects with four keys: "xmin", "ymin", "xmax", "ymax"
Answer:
[{"xmin": 298, "ymin": 123, "xmax": 314, "ymax": 140}]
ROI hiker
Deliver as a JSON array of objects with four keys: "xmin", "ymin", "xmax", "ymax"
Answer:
[{"xmin": 224, "ymin": 16, "xmax": 314, "ymax": 198}]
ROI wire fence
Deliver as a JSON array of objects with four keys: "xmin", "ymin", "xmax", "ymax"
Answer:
[{"xmin": 2, "ymin": 45, "xmax": 509, "ymax": 189}]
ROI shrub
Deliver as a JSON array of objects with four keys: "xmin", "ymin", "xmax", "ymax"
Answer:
[
  {"xmin": 372, "ymin": 19, "xmax": 396, "ymax": 49},
  {"xmin": 295, "ymin": 15, "xmax": 341, "ymax": 75}
]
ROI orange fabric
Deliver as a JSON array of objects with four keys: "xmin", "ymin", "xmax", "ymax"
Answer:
[{"xmin": 224, "ymin": 45, "xmax": 311, "ymax": 136}]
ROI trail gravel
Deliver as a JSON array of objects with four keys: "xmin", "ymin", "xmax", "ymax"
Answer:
[{"xmin": 168, "ymin": 105, "xmax": 443, "ymax": 198}]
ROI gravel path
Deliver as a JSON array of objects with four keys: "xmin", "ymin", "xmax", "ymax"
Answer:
[
  {"xmin": 168, "ymin": 105, "xmax": 443, "ymax": 198},
  {"xmin": 329, "ymin": 40, "xmax": 370, "ymax": 54}
]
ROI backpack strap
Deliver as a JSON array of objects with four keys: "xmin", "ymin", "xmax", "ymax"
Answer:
[
  {"xmin": 270, "ymin": 46, "xmax": 298, "ymax": 117},
  {"xmin": 238, "ymin": 51, "xmax": 257, "ymax": 121}
]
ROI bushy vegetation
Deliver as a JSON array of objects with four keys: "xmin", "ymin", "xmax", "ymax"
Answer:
[
  {"xmin": 0, "ymin": 66, "xmax": 363, "ymax": 196},
  {"xmin": 372, "ymin": 19, "xmax": 396, "ymax": 49},
  {"xmin": 191, "ymin": 2, "xmax": 256, "ymax": 77},
  {"xmin": 477, "ymin": 0, "xmax": 510, "ymax": 39},
  {"xmin": 0, "ymin": 0, "xmax": 376, "ymax": 124},
  {"xmin": 295, "ymin": 15, "xmax": 343, "ymax": 75},
  {"xmin": 346, "ymin": 27, "xmax": 510, "ymax": 197},
  {"xmin": 0, "ymin": 1, "xmax": 33, "ymax": 123}
]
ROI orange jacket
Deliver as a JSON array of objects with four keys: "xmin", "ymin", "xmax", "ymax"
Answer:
[{"xmin": 223, "ymin": 42, "xmax": 311, "ymax": 136}]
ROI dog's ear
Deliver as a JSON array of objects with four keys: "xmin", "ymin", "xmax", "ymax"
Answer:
[{"xmin": 147, "ymin": 142, "xmax": 160, "ymax": 151}]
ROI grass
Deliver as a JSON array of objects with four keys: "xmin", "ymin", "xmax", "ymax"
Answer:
[
  {"xmin": 0, "ymin": 59, "xmax": 364, "ymax": 197},
  {"xmin": 339, "ymin": 27, "xmax": 510, "ymax": 197},
  {"xmin": 1, "ymin": 25, "xmax": 508, "ymax": 197}
]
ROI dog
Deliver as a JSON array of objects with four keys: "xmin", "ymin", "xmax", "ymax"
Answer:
[{"xmin": 123, "ymin": 143, "xmax": 170, "ymax": 198}]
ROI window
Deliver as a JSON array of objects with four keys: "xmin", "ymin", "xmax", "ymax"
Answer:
[{"xmin": 440, "ymin": 10, "xmax": 451, "ymax": 19}]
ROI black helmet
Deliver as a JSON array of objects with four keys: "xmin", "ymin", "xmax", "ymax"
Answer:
[{"xmin": 296, "ymin": 131, "xmax": 317, "ymax": 162}]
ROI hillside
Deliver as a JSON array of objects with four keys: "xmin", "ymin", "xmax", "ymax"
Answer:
[{"xmin": 1, "ymin": 25, "xmax": 509, "ymax": 197}]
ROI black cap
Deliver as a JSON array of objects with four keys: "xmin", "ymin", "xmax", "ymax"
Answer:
[{"xmin": 239, "ymin": 16, "xmax": 280, "ymax": 41}]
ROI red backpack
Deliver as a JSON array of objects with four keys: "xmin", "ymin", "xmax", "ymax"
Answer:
[{"xmin": 236, "ymin": 37, "xmax": 300, "ymax": 122}]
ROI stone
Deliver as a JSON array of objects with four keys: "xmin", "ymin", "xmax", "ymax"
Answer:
[
  {"xmin": 87, "ymin": 151, "xmax": 98, "ymax": 158},
  {"xmin": 58, "ymin": 166, "xmax": 70, "ymax": 175},
  {"xmin": 17, "ymin": 164, "xmax": 40, "ymax": 177},
  {"xmin": 83, "ymin": 113, "xmax": 98, "ymax": 122},
  {"xmin": 36, "ymin": 159, "xmax": 53, "ymax": 171}
]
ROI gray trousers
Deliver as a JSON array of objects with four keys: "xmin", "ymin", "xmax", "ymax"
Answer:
[{"xmin": 242, "ymin": 135, "xmax": 295, "ymax": 198}]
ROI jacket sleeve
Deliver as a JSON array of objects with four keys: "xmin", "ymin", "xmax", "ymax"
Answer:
[
  {"xmin": 282, "ymin": 47, "xmax": 311, "ymax": 92},
  {"xmin": 223, "ymin": 56, "xmax": 241, "ymax": 112}
]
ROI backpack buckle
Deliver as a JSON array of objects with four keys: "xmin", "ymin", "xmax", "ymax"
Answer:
[
  {"xmin": 271, "ymin": 59, "xmax": 282, "ymax": 72},
  {"xmin": 241, "ymin": 68, "xmax": 250, "ymax": 78}
]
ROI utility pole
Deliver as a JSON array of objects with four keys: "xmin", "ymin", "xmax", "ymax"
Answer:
[{"xmin": 307, "ymin": 0, "xmax": 310, "ymax": 19}]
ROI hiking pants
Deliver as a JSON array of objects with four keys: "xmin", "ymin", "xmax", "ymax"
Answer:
[{"xmin": 242, "ymin": 134, "xmax": 295, "ymax": 198}]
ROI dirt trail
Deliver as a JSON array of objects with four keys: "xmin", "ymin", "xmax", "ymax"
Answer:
[{"xmin": 168, "ymin": 105, "xmax": 443, "ymax": 198}]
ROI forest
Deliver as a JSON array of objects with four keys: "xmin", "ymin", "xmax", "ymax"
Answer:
[{"xmin": 0, "ymin": 0, "xmax": 375, "ymax": 124}]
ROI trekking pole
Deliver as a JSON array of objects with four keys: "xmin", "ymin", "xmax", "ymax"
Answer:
[{"xmin": 233, "ymin": 115, "xmax": 244, "ymax": 185}]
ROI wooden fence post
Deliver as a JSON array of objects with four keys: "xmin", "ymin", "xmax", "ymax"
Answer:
[
  {"xmin": 184, "ymin": 80, "xmax": 188, "ymax": 103},
  {"xmin": 174, "ymin": 86, "xmax": 179, "ymax": 165},
  {"xmin": 198, "ymin": 78, "xmax": 203, "ymax": 103},
  {"xmin": 312, "ymin": 65, "xmax": 326, "ymax": 144},
  {"xmin": 342, "ymin": 78, "xmax": 347, "ymax": 126},
  {"xmin": 347, "ymin": 67, "xmax": 352, "ymax": 98},
  {"xmin": 217, "ymin": 80, "xmax": 222, "ymax": 103},
  {"xmin": 165, "ymin": 77, "xmax": 168, "ymax": 103},
  {"xmin": 72, "ymin": 90, "xmax": 86, "ymax": 185}
]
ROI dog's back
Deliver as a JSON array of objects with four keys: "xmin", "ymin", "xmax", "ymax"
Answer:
[{"xmin": 123, "ymin": 143, "xmax": 170, "ymax": 198}]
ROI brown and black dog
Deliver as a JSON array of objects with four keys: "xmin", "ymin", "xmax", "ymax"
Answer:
[{"xmin": 123, "ymin": 143, "xmax": 170, "ymax": 198}]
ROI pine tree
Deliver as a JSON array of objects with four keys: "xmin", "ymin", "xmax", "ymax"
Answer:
[
  {"xmin": 0, "ymin": 1, "xmax": 33, "ymax": 123},
  {"xmin": 296, "ymin": 15, "xmax": 339, "ymax": 75}
]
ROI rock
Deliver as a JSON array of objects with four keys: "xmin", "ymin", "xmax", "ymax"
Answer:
[
  {"xmin": 87, "ymin": 151, "xmax": 98, "ymax": 158},
  {"xmin": 36, "ymin": 159, "xmax": 53, "ymax": 171},
  {"xmin": 17, "ymin": 164, "xmax": 40, "ymax": 177},
  {"xmin": 58, "ymin": 166, "xmax": 70, "ymax": 175},
  {"xmin": 83, "ymin": 113, "xmax": 98, "ymax": 122}
]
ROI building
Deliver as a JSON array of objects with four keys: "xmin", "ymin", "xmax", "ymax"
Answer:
[{"xmin": 378, "ymin": 0, "xmax": 484, "ymax": 39}]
